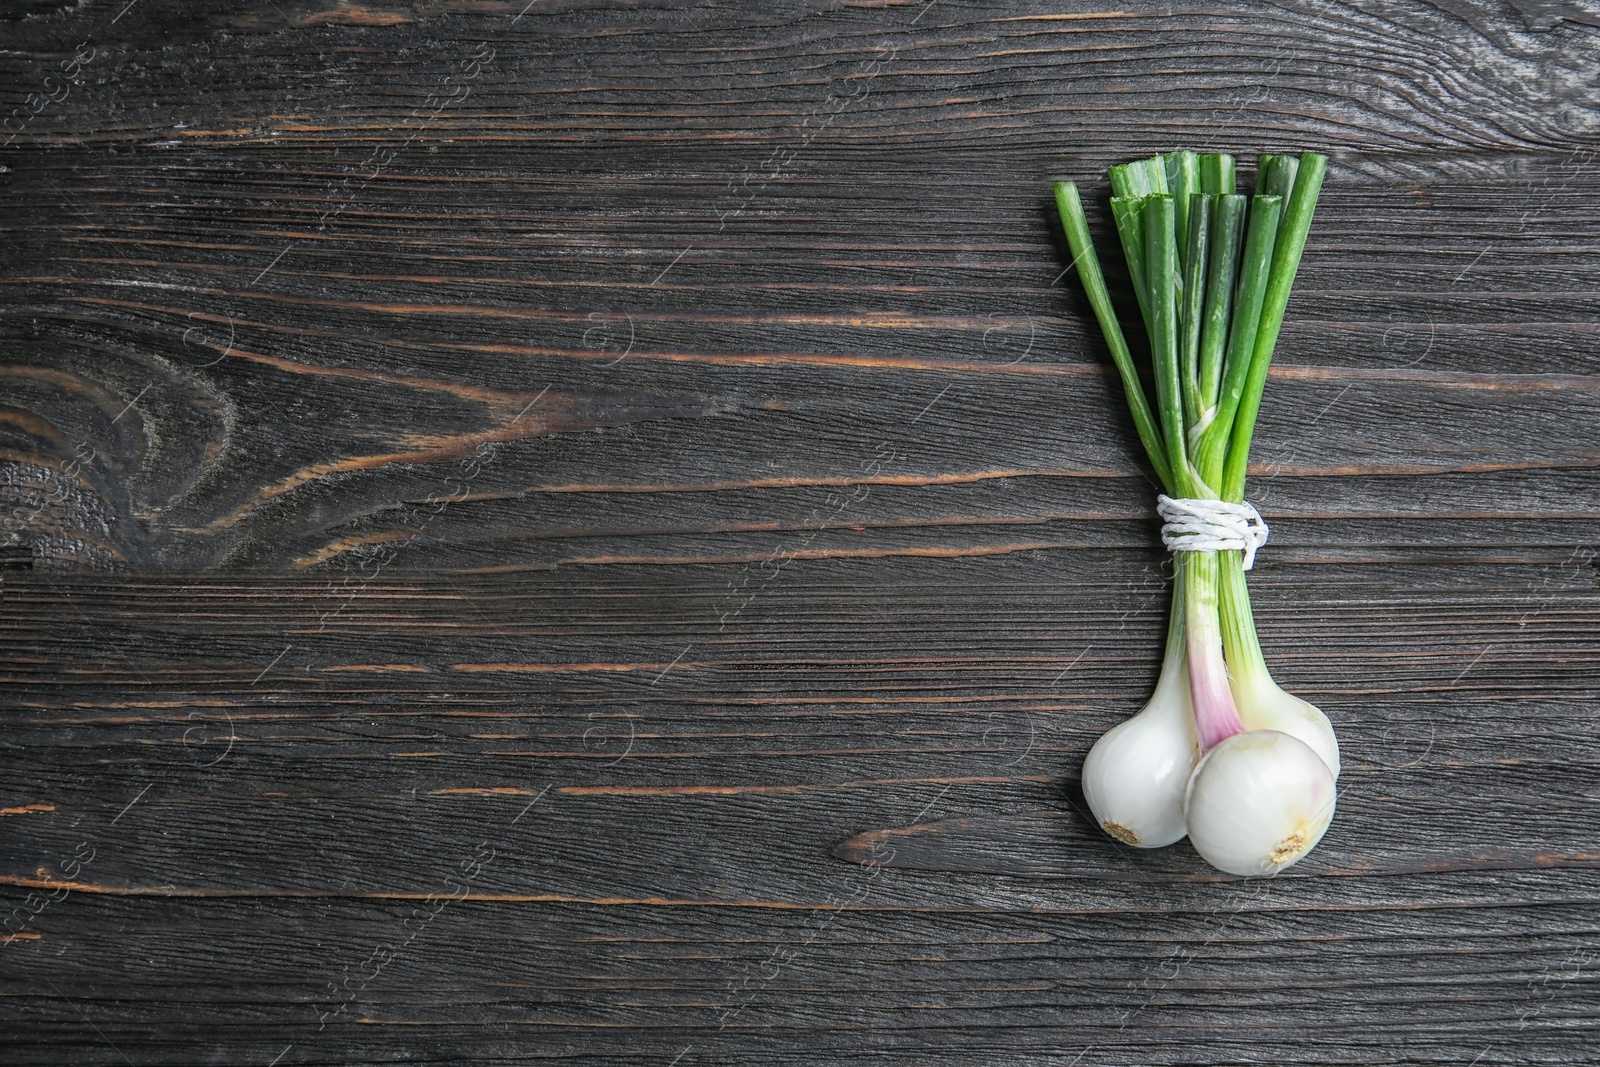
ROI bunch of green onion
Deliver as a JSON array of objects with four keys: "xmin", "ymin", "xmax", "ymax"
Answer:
[{"xmin": 1053, "ymin": 150, "xmax": 1337, "ymax": 876}]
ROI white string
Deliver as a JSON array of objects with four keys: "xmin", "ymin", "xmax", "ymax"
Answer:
[{"xmin": 1156, "ymin": 495, "xmax": 1270, "ymax": 570}]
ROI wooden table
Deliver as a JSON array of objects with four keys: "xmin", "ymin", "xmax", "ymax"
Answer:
[{"xmin": 4, "ymin": 1, "xmax": 1599, "ymax": 1063}]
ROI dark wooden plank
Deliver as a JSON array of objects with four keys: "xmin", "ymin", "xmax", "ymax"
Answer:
[
  {"xmin": 0, "ymin": 0, "xmax": 1596, "ymax": 572},
  {"xmin": 3, "ymin": 567, "xmax": 1600, "ymax": 1065},
  {"xmin": 2, "ymin": 0, "xmax": 1597, "ymax": 158},
  {"xmin": 4, "ymin": 151, "xmax": 1600, "ymax": 569}
]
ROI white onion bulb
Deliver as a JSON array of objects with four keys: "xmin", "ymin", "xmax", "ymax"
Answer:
[
  {"xmin": 1081, "ymin": 649, "xmax": 1199, "ymax": 848},
  {"xmin": 1183, "ymin": 729, "xmax": 1337, "ymax": 875},
  {"xmin": 1232, "ymin": 674, "xmax": 1340, "ymax": 778}
]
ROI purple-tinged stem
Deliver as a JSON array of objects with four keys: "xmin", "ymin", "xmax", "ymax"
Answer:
[{"xmin": 1182, "ymin": 551, "xmax": 1246, "ymax": 749}]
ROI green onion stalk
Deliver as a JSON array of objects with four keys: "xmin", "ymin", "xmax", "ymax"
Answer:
[{"xmin": 1055, "ymin": 152, "xmax": 1339, "ymax": 876}]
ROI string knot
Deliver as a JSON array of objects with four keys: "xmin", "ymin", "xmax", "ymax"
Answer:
[{"xmin": 1156, "ymin": 495, "xmax": 1270, "ymax": 570}]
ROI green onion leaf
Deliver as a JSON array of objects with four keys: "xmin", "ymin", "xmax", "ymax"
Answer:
[
  {"xmin": 1053, "ymin": 181, "xmax": 1174, "ymax": 491},
  {"xmin": 1140, "ymin": 194, "xmax": 1191, "ymax": 490},
  {"xmin": 1164, "ymin": 152, "xmax": 1201, "ymax": 272},
  {"xmin": 1196, "ymin": 193, "xmax": 1281, "ymax": 485},
  {"xmin": 1180, "ymin": 193, "xmax": 1213, "ymax": 428},
  {"xmin": 1220, "ymin": 152, "xmax": 1328, "ymax": 501},
  {"xmin": 1199, "ymin": 153, "xmax": 1236, "ymax": 195},
  {"xmin": 1110, "ymin": 197, "xmax": 1152, "ymax": 335},
  {"xmin": 1198, "ymin": 193, "xmax": 1246, "ymax": 413},
  {"xmin": 1110, "ymin": 156, "xmax": 1168, "ymax": 199}
]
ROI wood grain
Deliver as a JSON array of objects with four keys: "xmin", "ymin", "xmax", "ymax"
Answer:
[
  {"xmin": 2, "ymin": 0, "xmax": 1599, "ymax": 1062},
  {"xmin": 3, "ymin": 568, "xmax": 1600, "ymax": 1064}
]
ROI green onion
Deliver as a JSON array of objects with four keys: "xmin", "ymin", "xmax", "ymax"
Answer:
[
  {"xmin": 1221, "ymin": 153, "xmax": 1327, "ymax": 502},
  {"xmin": 1258, "ymin": 153, "xmax": 1298, "ymax": 205},
  {"xmin": 1197, "ymin": 194, "xmax": 1246, "ymax": 414},
  {"xmin": 1198, "ymin": 153, "xmax": 1236, "ymax": 195},
  {"xmin": 1195, "ymin": 193, "xmax": 1280, "ymax": 486},
  {"xmin": 1109, "ymin": 155, "xmax": 1168, "ymax": 199},
  {"xmin": 1054, "ymin": 151, "xmax": 1336, "ymax": 877},
  {"xmin": 1109, "ymin": 197, "xmax": 1152, "ymax": 333},
  {"xmin": 1179, "ymin": 193, "xmax": 1213, "ymax": 429},
  {"xmin": 1141, "ymin": 195, "xmax": 1191, "ymax": 492},
  {"xmin": 1163, "ymin": 151, "xmax": 1201, "ymax": 271},
  {"xmin": 1052, "ymin": 181, "xmax": 1172, "ymax": 491}
]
